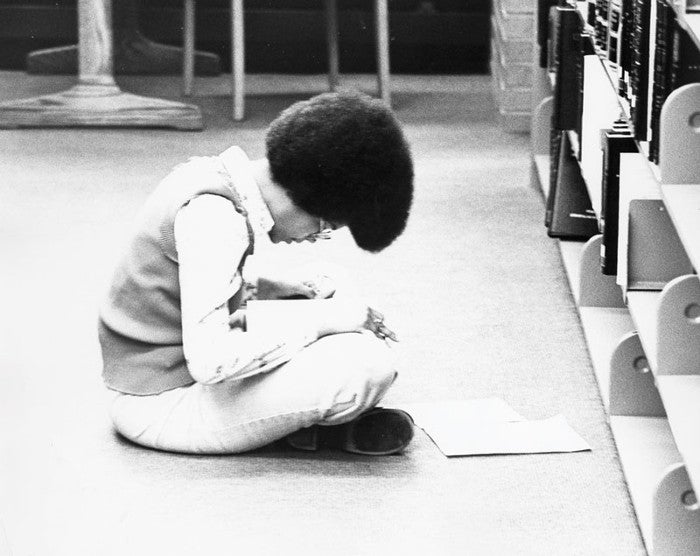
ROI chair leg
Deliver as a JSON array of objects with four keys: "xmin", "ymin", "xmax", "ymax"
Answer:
[
  {"xmin": 374, "ymin": 0, "xmax": 391, "ymax": 106},
  {"xmin": 183, "ymin": 0, "xmax": 195, "ymax": 97},
  {"xmin": 231, "ymin": 0, "xmax": 245, "ymax": 121},
  {"xmin": 325, "ymin": 0, "xmax": 340, "ymax": 91}
]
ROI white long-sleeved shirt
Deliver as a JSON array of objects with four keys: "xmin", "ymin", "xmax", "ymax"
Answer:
[{"xmin": 173, "ymin": 166, "xmax": 319, "ymax": 384}]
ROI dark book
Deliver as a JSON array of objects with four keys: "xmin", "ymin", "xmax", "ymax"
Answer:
[
  {"xmin": 670, "ymin": 23, "xmax": 700, "ymax": 89},
  {"xmin": 630, "ymin": 0, "xmax": 651, "ymax": 141},
  {"xmin": 647, "ymin": 19, "xmax": 700, "ymax": 163},
  {"xmin": 587, "ymin": 0, "xmax": 597, "ymax": 27},
  {"xmin": 539, "ymin": 0, "xmax": 561, "ymax": 68},
  {"xmin": 608, "ymin": 0, "xmax": 622, "ymax": 64},
  {"xmin": 545, "ymin": 128, "xmax": 564, "ymax": 227},
  {"xmin": 576, "ymin": 34, "xmax": 596, "ymax": 154},
  {"xmin": 547, "ymin": 132, "xmax": 600, "ymax": 240},
  {"xmin": 595, "ymin": 0, "xmax": 610, "ymax": 52},
  {"xmin": 648, "ymin": 0, "xmax": 675, "ymax": 164},
  {"xmin": 618, "ymin": 0, "xmax": 635, "ymax": 97},
  {"xmin": 600, "ymin": 128, "xmax": 637, "ymax": 275},
  {"xmin": 552, "ymin": 7, "xmax": 585, "ymax": 131},
  {"xmin": 547, "ymin": 1, "xmax": 577, "ymax": 73}
]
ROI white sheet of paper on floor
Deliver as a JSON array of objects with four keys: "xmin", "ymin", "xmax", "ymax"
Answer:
[
  {"xmin": 396, "ymin": 399, "xmax": 591, "ymax": 457},
  {"xmin": 424, "ymin": 413, "xmax": 590, "ymax": 457}
]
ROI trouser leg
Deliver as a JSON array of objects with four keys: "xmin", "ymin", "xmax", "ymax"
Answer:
[{"xmin": 109, "ymin": 332, "xmax": 397, "ymax": 454}]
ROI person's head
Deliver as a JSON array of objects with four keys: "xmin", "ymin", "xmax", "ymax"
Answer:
[{"xmin": 265, "ymin": 90, "xmax": 414, "ymax": 252}]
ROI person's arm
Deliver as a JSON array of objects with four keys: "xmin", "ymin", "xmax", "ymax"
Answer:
[{"xmin": 174, "ymin": 195, "xmax": 320, "ymax": 384}]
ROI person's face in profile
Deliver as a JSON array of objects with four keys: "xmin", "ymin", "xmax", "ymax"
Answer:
[{"xmin": 270, "ymin": 209, "xmax": 337, "ymax": 244}]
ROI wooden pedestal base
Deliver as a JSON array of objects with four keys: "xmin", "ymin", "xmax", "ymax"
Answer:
[{"xmin": 0, "ymin": 83, "xmax": 203, "ymax": 130}]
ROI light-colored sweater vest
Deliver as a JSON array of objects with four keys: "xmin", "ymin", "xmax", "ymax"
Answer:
[{"xmin": 98, "ymin": 153, "xmax": 254, "ymax": 395}]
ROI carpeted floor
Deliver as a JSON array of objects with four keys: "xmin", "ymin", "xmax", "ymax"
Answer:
[{"xmin": 0, "ymin": 72, "xmax": 646, "ymax": 555}]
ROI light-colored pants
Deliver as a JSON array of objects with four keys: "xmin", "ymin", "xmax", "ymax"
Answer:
[{"xmin": 109, "ymin": 332, "xmax": 397, "ymax": 454}]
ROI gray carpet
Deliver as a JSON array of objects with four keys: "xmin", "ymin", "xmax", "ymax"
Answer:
[{"xmin": 0, "ymin": 72, "xmax": 645, "ymax": 555}]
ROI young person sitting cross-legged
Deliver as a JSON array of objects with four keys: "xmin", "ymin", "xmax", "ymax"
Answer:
[{"xmin": 98, "ymin": 90, "xmax": 415, "ymax": 455}]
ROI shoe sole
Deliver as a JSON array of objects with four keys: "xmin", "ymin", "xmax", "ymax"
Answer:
[{"xmin": 341, "ymin": 408, "xmax": 415, "ymax": 455}]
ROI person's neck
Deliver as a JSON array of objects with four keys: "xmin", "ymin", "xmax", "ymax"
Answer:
[{"xmin": 251, "ymin": 158, "xmax": 293, "ymax": 226}]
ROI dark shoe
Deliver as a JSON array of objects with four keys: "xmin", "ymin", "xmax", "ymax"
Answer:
[{"xmin": 285, "ymin": 408, "xmax": 415, "ymax": 456}]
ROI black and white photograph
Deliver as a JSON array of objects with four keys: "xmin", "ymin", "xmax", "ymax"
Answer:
[{"xmin": 0, "ymin": 1, "xmax": 699, "ymax": 554}]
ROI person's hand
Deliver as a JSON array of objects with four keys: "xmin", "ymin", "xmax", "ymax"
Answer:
[
  {"xmin": 363, "ymin": 307, "xmax": 399, "ymax": 342},
  {"xmin": 228, "ymin": 309, "xmax": 247, "ymax": 330},
  {"xmin": 319, "ymin": 299, "xmax": 398, "ymax": 343},
  {"xmin": 256, "ymin": 268, "xmax": 336, "ymax": 300}
]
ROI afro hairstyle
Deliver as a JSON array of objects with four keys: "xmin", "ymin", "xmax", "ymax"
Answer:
[{"xmin": 265, "ymin": 90, "xmax": 414, "ymax": 252}]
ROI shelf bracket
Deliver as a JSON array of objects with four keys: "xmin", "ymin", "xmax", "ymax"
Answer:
[
  {"xmin": 626, "ymin": 200, "xmax": 694, "ymax": 292},
  {"xmin": 578, "ymin": 235, "xmax": 625, "ymax": 308},
  {"xmin": 652, "ymin": 462, "xmax": 700, "ymax": 556},
  {"xmin": 660, "ymin": 83, "xmax": 700, "ymax": 184},
  {"xmin": 547, "ymin": 132, "xmax": 599, "ymax": 239},
  {"xmin": 609, "ymin": 332, "xmax": 666, "ymax": 417},
  {"xmin": 656, "ymin": 275, "xmax": 700, "ymax": 376}
]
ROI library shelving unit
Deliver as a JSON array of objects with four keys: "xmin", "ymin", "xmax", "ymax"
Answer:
[{"xmin": 531, "ymin": 2, "xmax": 700, "ymax": 554}]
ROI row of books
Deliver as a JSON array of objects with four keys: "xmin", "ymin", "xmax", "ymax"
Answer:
[
  {"xmin": 586, "ymin": 0, "xmax": 700, "ymax": 162},
  {"xmin": 538, "ymin": 0, "xmax": 700, "ymax": 278},
  {"xmin": 543, "ymin": 3, "xmax": 598, "ymax": 241},
  {"xmin": 539, "ymin": 1, "xmax": 700, "ymax": 164},
  {"xmin": 545, "ymin": 106, "xmax": 641, "ymax": 278}
]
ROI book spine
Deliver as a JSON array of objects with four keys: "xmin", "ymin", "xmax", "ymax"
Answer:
[
  {"xmin": 539, "ymin": 0, "xmax": 561, "ymax": 68},
  {"xmin": 600, "ymin": 130, "xmax": 637, "ymax": 275},
  {"xmin": 595, "ymin": 0, "xmax": 610, "ymax": 53},
  {"xmin": 587, "ymin": 0, "xmax": 597, "ymax": 27},
  {"xmin": 608, "ymin": 0, "xmax": 622, "ymax": 66},
  {"xmin": 671, "ymin": 25, "xmax": 700, "ymax": 89},
  {"xmin": 553, "ymin": 8, "xmax": 584, "ymax": 130},
  {"xmin": 618, "ymin": 0, "xmax": 635, "ymax": 97},
  {"xmin": 649, "ymin": 0, "xmax": 674, "ymax": 163},
  {"xmin": 546, "ymin": 129, "xmax": 563, "ymax": 227},
  {"xmin": 630, "ymin": 0, "xmax": 651, "ymax": 141}
]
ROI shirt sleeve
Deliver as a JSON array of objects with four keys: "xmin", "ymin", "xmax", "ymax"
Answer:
[{"xmin": 174, "ymin": 194, "xmax": 319, "ymax": 385}]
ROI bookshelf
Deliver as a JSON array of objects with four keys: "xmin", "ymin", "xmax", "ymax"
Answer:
[{"xmin": 531, "ymin": 2, "xmax": 700, "ymax": 554}]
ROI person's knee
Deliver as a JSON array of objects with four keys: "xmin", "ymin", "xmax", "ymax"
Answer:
[
  {"xmin": 355, "ymin": 347, "xmax": 397, "ymax": 393},
  {"xmin": 310, "ymin": 333, "xmax": 398, "ymax": 420},
  {"xmin": 317, "ymin": 332, "xmax": 397, "ymax": 383}
]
